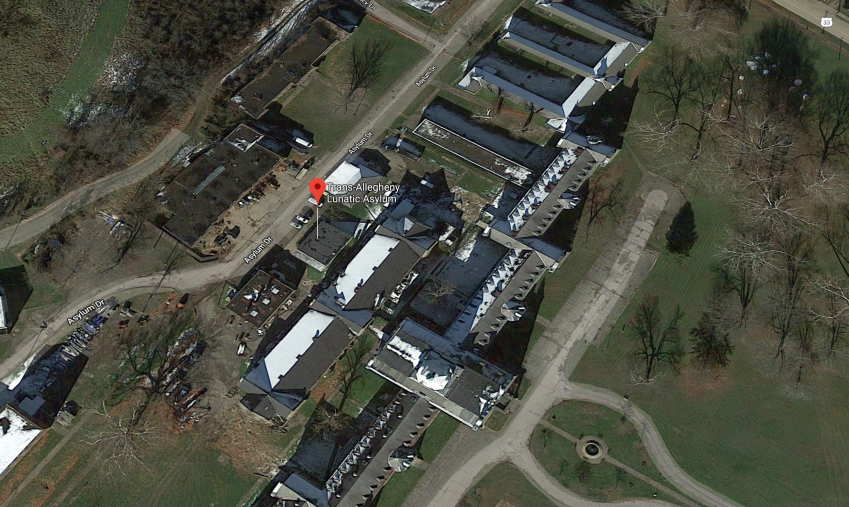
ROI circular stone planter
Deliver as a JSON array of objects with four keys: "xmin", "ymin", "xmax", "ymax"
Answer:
[{"xmin": 576, "ymin": 436, "xmax": 608, "ymax": 465}]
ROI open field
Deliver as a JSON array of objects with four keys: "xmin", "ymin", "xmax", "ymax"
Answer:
[
  {"xmin": 418, "ymin": 412, "xmax": 460, "ymax": 462},
  {"xmin": 545, "ymin": 401, "xmax": 654, "ymax": 472},
  {"xmin": 0, "ymin": 0, "xmax": 130, "ymax": 162},
  {"xmin": 460, "ymin": 462, "xmax": 560, "ymax": 507},
  {"xmin": 0, "ymin": 291, "xmax": 301, "ymax": 507},
  {"xmin": 530, "ymin": 427, "xmax": 665, "ymax": 503},
  {"xmin": 376, "ymin": 467, "xmax": 426, "ymax": 507},
  {"xmin": 565, "ymin": 4, "xmax": 849, "ymax": 507},
  {"xmin": 280, "ymin": 16, "xmax": 428, "ymax": 160}
]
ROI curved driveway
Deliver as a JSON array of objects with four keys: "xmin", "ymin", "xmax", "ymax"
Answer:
[
  {"xmin": 564, "ymin": 383, "xmax": 741, "ymax": 507},
  {"xmin": 411, "ymin": 189, "xmax": 744, "ymax": 507}
]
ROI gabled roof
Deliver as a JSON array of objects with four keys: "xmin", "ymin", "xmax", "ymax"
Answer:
[
  {"xmin": 243, "ymin": 311, "xmax": 352, "ymax": 403},
  {"xmin": 326, "ymin": 234, "xmax": 421, "ymax": 311},
  {"xmin": 537, "ymin": 1, "xmax": 650, "ymax": 48},
  {"xmin": 326, "ymin": 161, "xmax": 382, "ymax": 194},
  {"xmin": 367, "ymin": 319, "xmax": 514, "ymax": 429}
]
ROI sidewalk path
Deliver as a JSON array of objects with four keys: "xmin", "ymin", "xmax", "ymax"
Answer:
[
  {"xmin": 405, "ymin": 190, "xmax": 675, "ymax": 507},
  {"xmin": 564, "ymin": 384, "xmax": 742, "ymax": 507}
]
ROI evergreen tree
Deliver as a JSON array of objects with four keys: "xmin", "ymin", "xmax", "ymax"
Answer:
[
  {"xmin": 690, "ymin": 312, "xmax": 734, "ymax": 368},
  {"xmin": 667, "ymin": 201, "xmax": 698, "ymax": 255}
]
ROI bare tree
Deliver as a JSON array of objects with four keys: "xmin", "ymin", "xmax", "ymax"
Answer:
[
  {"xmin": 716, "ymin": 226, "xmax": 773, "ymax": 322},
  {"xmin": 460, "ymin": 16, "xmax": 487, "ymax": 46},
  {"xmin": 820, "ymin": 203, "xmax": 849, "ymax": 283},
  {"xmin": 338, "ymin": 335, "xmax": 375, "ymax": 409},
  {"xmin": 809, "ymin": 70, "xmax": 849, "ymax": 166},
  {"xmin": 86, "ymin": 402, "xmax": 161, "ymax": 476},
  {"xmin": 646, "ymin": 44, "xmax": 698, "ymax": 124},
  {"xmin": 768, "ymin": 233, "xmax": 812, "ymax": 362},
  {"xmin": 313, "ymin": 405, "xmax": 346, "ymax": 436},
  {"xmin": 811, "ymin": 276, "xmax": 849, "ymax": 357},
  {"xmin": 424, "ymin": 279, "xmax": 457, "ymax": 304},
  {"xmin": 680, "ymin": 60, "xmax": 724, "ymax": 159},
  {"xmin": 629, "ymin": 296, "xmax": 685, "ymax": 381},
  {"xmin": 520, "ymin": 100, "xmax": 544, "ymax": 132},
  {"xmin": 344, "ymin": 39, "xmax": 392, "ymax": 108},
  {"xmin": 619, "ymin": 0, "xmax": 667, "ymax": 32},
  {"xmin": 116, "ymin": 179, "xmax": 157, "ymax": 263},
  {"xmin": 113, "ymin": 314, "xmax": 197, "ymax": 425},
  {"xmin": 792, "ymin": 319, "xmax": 817, "ymax": 386},
  {"xmin": 585, "ymin": 174, "xmax": 625, "ymax": 237}
]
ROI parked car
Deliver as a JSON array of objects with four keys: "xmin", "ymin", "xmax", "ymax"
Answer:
[
  {"xmin": 290, "ymin": 217, "xmax": 303, "ymax": 229},
  {"xmin": 586, "ymin": 135, "xmax": 603, "ymax": 145}
]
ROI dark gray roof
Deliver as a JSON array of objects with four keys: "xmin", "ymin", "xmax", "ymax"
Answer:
[
  {"xmin": 344, "ymin": 241, "xmax": 420, "ymax": 311},
  {"xmin": 227, "ymin": 270, "xmax": 294, "ymax": 328},
  {"xmin": 297, "ymin": 219, "xmax": 357, "ymax": 266},
  {"xmin": 271, "ymin": 318, "xmax": 352, "ymax": 392},
  {"xmin": 163, "ymin": 142, "xmax": 279, "ymax": 246},
  {"xmin": 242, "ymin": 317, "xmax": 352, "ymax": 405}
]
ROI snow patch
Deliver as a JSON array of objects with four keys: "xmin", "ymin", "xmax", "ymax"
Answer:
[{"xmin": 400, "ymin": 0, "xmax": 446, "ymax": 14}]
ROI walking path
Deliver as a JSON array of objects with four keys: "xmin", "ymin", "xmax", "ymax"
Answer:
[
  {"xmin": 405, "ymin": 190, "xmax": 673, "ymax": 507},
  {"xmin": 537, "ymin": 420, "xmax": 701, "ymax": 507},
  {"xmin": 563, "ymin": 384, "xmax": 741, "ymax": 507}
]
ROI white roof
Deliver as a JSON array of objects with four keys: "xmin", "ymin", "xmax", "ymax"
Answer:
[
  {"xmin": 387, "ymin": 334, "xmax": 424, "ymax": 367},
  {"xmin": 263, "ymin": 310, "xmax": 335, "ymax": 383},
  {"xmin": 326, "ymin": 162, "xmax": 380, "ymax": 195},
  {"xmin": 594, "ymin": 42, "xmax": 631, "ymax": 76},
  {"xmin": 335, "ymin": 234, "xmax": 399, "ymax": 306},
  {"xmin": 0, "ymin": 407, "xmax": 41, "ymax": 476}
]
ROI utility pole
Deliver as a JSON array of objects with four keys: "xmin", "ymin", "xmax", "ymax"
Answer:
[
  {"xmin": 5, "ymin": 211, "xmax": 26, "ymax": 249},
  {"xmin": 424, "ymin": 18, "xmax": 436, "ymax": 45}
]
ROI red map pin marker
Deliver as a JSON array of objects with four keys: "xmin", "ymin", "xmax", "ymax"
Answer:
[{"xmin": 310, "ymin": 178, "xmax": 326, "ymax": 204}]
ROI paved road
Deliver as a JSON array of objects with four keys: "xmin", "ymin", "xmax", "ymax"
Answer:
[
  {"xmin": 0, "ymin": 0, "xmax": 317, "ymax": 250},
  {"xmin": 409, "ymin": 190, "xmax": 674, "ymax": 507},
  {"xmin": 769, "ymin": 0, "xmax": 849, "ymax": 41},
  {"xmin": 564, "ymin": 383, "xmax": 741, "ymax": 507},
  {"xmin": 0, "ymin": 130, "xmax": 189, "ymax": 249},
  {"xmin": 0, "ymin": 0, "xmax": 498, "ymax": 384}
]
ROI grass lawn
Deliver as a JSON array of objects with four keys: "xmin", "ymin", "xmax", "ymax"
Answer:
[
  {"xmin": 485, "ymin": 408, "xmax": 510, "ymax": 432},
  {"xmin": 545, "ymin": 401, "xmax": 652, "ymax": 472},
  {"xmin": 0, "ymin": 430, "xmax": 63, "ymax": 505},
  {"xmin": 530, "ymin": 427, "xmax": 664, "ymax": 503},
  {"xmin": 375, "ymin": 467, "xmax": 425, "ymax": 507},
  {"xmin": 6, "ymin": 413, "xmax": 257, "ymax": 507},
  {"xmin": 460, "ymin": 462, "xmax": 559, "ymax": 507},
  {"xmin": 281, "ymin": 17, "xmax": 427, "ymax": 159},
  {"xmin": 516, "ymin": 377, "xmax": 532, "ymax": 400},
  {"xmin": 457, "ymin": 170, "xmax": 501, "ymax": 199},
  {"xmin": 537, "ymin": 147, "xmax": 644, "ymax": 321},
  {"xmin": 306, "ymin": 265, "xmax": 325, "ymax": 281},
  {"xmin": 0, "ymin": 0, "xmax": 130, "ymax": 162},
  {"xmin": 418, "ymin": 412, "xmax": 460, "ymax": 462},
  {"xmin": 332, "ymin": 366, "xmax": 387, "ymax": 416},
  {"xmin": 570, "ymin": 100, "xmax": 846, "ymax": 507}
]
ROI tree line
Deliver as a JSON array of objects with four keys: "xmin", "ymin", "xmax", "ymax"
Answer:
[{"xmin": 625, "ymin": 12, "xmax": 849, "ymax": 387}]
